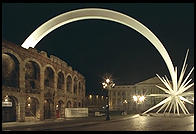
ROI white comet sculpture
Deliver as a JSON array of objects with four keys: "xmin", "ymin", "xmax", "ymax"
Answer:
[
  {"xmin": 143, "ymin": 49, "xmax": 194, "ymax": 115},
  {"xmin": 20, "ymin": 8, "xmax": 194, "ymax": 115}
]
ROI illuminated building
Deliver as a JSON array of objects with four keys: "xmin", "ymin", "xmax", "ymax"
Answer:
[{"xmin": 109, "ymin": 77, "xmax": 194, "ymax": 114}]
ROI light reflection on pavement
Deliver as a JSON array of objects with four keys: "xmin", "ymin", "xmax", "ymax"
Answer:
[
  {"xmin": 50, "ymin": 115, "xmax": 194, "ymax": 131},
  {"xmin": 3, "ymin": 114, "xmax": 194, "ymax": 131}
]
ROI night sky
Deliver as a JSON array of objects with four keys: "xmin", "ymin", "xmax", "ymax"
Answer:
[{"xmin": 2, "ymin": 3, "xmax": 194, "ymax": 95}]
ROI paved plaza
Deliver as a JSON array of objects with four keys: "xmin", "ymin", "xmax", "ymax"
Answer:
[{"xmin": 2, "ymin": 114, "xmax": 194, "ymax": 131}]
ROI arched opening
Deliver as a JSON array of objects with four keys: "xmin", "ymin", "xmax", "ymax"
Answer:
[
  {"xmin": 57, "ymin": 72, "xmax": 64, "ymax": 90},
  {"xmin": 44, "ymin": 99, "xmax": 54, "ymax": 119},
  {"xmin": 25, "ymin": 97, "xmax": 39, "ymax": 121},
  {"xmin": 73, "ymin": 77, "xmax": 78, "ymax": 95},
  {"xmin": 25, "ymin": 61, "xmax": 40, "ymax": 93},
  {"xmin": 44, "ymin": 67, "xmax": 55, "ymax": 119},
  {"xmin": 66, "ymin": 75, "xmax": 72, "ymax": 93},
  {"xmin": 44, "ymin": 67, "xmax": 54, "ymax": 88},
  {"xmin": 2, "ymin": 95, "xmax": 18, "ymax": 122},
  {"xmin": 56, "ymin": 100, "xmax": 64, "ymax": 118},
  {"xmin": 2, "ymin": 53, "xmax": 19, "ymax": 89},
  {"xmin": 66, "ymin": 101, "xmax": 72, "ymax": 108}
]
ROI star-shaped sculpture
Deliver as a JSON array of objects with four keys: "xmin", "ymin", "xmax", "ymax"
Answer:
[{"xmin": 143, "ymin": 49, "xmax": 194, "ymax": 115}]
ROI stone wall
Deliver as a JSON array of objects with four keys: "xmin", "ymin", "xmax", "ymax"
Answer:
[{"xmin": 2, "ymin": 40, "xmax": 86, "ymax": 122}]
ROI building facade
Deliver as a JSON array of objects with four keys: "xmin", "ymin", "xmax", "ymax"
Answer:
[
  {"xmin": 86, "ymin": 94, "xmax": 107, "ymax": 108},
  {"xmin": 85, "ymin": 94, "xmax": 107, "ymax": 116},
  {"xmin": 108, "ymin": 77, "xmax": 194, "ymax": 114},
  {"xmin": 2, "ymin": 40, "xmax": 86, "ymax": 122}
]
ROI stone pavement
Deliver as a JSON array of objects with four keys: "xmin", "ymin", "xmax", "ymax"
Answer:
[
  {"xmin": 3, "ymin": 114, "xmax": 193, "ymax": 131},
  {"xmin": 2, "ymin": 114, "xmax": 139, "ymax": 131}
]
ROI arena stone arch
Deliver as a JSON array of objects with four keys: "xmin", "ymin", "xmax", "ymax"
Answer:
[
  {"xmin": 73, "ymin": 76, "xmax": 78, "ymax": 95},
  {"xmin": 2, "ymin": 93, "xmax": 19, "ymax": 105},
  {"xmin": 43, "ymin": 64, "xmax": 56, "ymax": 75},
  {"xmin": 65, "ymin": 74, "xmax": 73, "ymax": 93},
  {"xmin": 57, "ymin": 69, "xmax": 65, "ymax": 76},
  {"xmin": 66, "ymin": 100, "xmax": 72, "ymax": 108},
  {"xmin": 3, "ymin": 49, "xmax": 22, "ymax": 64},
  {"xmin": 43, "ymin": 64, "xmax": 56, "ymax": 88},
  {"xmin": 24, "ymin": 59, "xmax": 41, "ymax": 92},
  {"xmin": 26, "ymin": 95, "xmax": 41, "ymax": 104},
  {"xmin": 54, "ymin": 99, "xmax": 64, "ymax": 118},
  {"xmin": 25, "ymin": 96, "xmax": 40, "ymax": 119},
  {"xmin": 2, "ymin": 93, "xmax": 19, "ymax": 122},
  {"xmin": 2, "ymin": 52, "xmax": 20, "ymax": 88},
  {"xmin": 23, "ymin": 58, "xmax": 42, "ymax": 71},
  {"xmin": 65, "ymin": 73, "xmax": 73, "ymax": 80},
  {"xmin": 57, "ymin": 71, "xmax": 65, "ymax": 90},
  {"xmin": 56, "ymin": 97, "xmax": 65, "ymax": 104}
]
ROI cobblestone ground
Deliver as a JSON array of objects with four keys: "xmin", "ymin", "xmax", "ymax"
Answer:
[
  {"xmin": 3, "ymin": 114, "xmax": 194, "ymax": 131},
  {"xmin": 54, "ymin": 115, "xmax": 194, "ymax": 131}
]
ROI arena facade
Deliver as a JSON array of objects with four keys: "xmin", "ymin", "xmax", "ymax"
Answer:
[{"xmin": 2, "ymin": 40, "xmax": 86, "ymax": 122}]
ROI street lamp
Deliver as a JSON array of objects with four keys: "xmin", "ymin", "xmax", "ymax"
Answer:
[
  {"xmin": 133, "ymin": 95, "xmax": 145, "ymax": 104},
  {"xmin": 102, "ymin": 77, "xmax": 115, "ymax": 120},
  {"xmin": 5, "ymin": 95, "xmax": 9, "ymax": 102},
  {"xmin": 2, "ymin": 95, "xmax": 12, "ymax": 107},
  {"xmin": 122, "ymin": 99, "xmax": 128, "ymax": 115},
  {"xmin": 133, "ymin": 95, "xmax": 145, "ymax": 114}
]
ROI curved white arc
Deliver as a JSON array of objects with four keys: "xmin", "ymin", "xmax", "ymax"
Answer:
[{"xmin": 21, "ymin": 8, "xmax": 175, "ymax": 83}]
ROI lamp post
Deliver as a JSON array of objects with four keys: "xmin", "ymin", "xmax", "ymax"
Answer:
[
  {"xmin": 102, "ymin": 78, "xmax": 115, "ymax": 120},
  {"xmin": 123, "ymin": 99, "xmax": 128, "ymax": 115},
  {"xmin": 2, "ymin": 95, "xmax": 12, "ymax": 107},
  {"xmin": 133, "ymin": 95, "xmax": 145, "ymax": 114}
]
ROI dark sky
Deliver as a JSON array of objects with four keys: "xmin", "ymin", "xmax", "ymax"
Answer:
[{"xmin": 2, "ymin": 3, "xmax": 194, "ymax": 95}]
